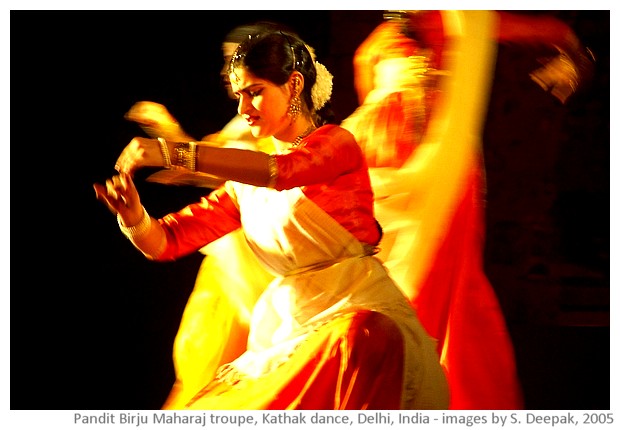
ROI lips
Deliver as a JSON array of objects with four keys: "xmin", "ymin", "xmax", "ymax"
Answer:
[{"xmin": 245, "ymin": 116, "xmax": 260, "ymax": 126}]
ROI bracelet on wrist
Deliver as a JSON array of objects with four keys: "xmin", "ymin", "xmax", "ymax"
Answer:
[
  {"xmin": 158, "ymin": 137, "xmax": 172, "ymax": 169},
  {"xmin": 118, "ymin": 206, "xmax": 151, "ymax": 240},
  {"xmin": 267, "ymin": 155, "xmax": 279, "ymax": 188},
  {"xmin": 172, "ymin": 142, "xmax": 197, "ymax": 172}
]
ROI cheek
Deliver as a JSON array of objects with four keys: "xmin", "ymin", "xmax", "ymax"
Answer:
[
  {"xmin": 253, "ymin": 96, "xmax": 267, "ymax": 112},
  {"xmin": 256, "ymin": 95, "xmax": 287, "ymax": 119}
]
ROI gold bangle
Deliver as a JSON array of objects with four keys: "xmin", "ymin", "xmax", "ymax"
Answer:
[
  {"xmin": 189, "ymin": 141, "xmax": 196, "ymax": 172},
  {"xmin": 158, "ymin": 137, "xmax": 172, "ymax": 169},
  {"xmin": 267, "ymin": 155, "xmax": 279, "ymax": 188},
  {"xmin": 173, "ymin": 142, "xmax": 196, "ymax": 172},
  {"xmin": 117, "ymin": 206, "xmax": 151, "ymax": 240}
]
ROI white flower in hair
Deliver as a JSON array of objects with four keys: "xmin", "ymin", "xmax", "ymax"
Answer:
[{"xmin": 311, "ymin": 61, "xmax": 333, "ymax": 110}]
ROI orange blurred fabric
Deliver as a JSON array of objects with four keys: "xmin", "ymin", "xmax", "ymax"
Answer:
[
  {"xmin": 185, "ymin": 311, "xmax": 408, "ymax": 410},
  {"xmin": 343, "ymin": 10, "xmax": 523, "ymax": 409}
]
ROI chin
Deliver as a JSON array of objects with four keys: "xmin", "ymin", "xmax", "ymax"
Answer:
[{"xmin": 249, "ymin": 126, "xmax": 263, "ymax": 139}]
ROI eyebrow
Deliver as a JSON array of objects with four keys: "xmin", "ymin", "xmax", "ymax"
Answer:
[{"xmin": 235, "ymin": 83, "xmax": 263, "ymax": 95}]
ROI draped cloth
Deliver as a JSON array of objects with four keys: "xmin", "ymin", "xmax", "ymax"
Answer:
[
  {"xmin": 162, "ymin": 229, "xmax": 275, "ymax": 409},
  {"xmin": 342, "ymin": 11, "xmax": 523, "ymax": 409},
  {"xmin": 178, "ymin": 183, "xmax": 448, "ymax": 409},
  {"xmin": 162, "ymin": 138, "xmax": 277, "ymax": 410}
]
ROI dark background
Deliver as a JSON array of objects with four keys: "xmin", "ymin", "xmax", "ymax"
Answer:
[{"xmin": 10, "ymin": 10, "xmax": 610, "ymax": 410}]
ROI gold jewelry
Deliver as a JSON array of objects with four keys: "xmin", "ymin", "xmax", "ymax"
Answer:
[
  {"xmin": 292, "ymin": 125, "xmax": 316, "ymax": 147},
  {"xmin": 173, "ymin": 142, "xmax": 197, "ymax": 172},
  {"xmin": 267, "ymin": 155, "xmax": 279, "ymax": 188},
  {"xmin": 287, "ymin": 76, "xmax": 302, "ymax": 120},
  {"xmin": 157, "ymin": 137, "xmax": 172, "ymax": 168},
  {"xmin": 287, "ymin": 94, "xmax": 302, "ymax": 120},
  {"xmin": 118, "ymin": 206, "xmax": 151, "ymax": 241}
]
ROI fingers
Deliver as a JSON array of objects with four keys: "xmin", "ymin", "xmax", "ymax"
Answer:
[
  {"xmin": 106, "ymin": 176, "xmax": 126, "ymax": 206},
  {"xmin": 93, "ymin": 183, "xmax": 118, "ymax": 214},
  {"xmin": 119, "ymin": 172, "xmax": 135, "ymax": 202},
  {"xmin": 114, "ymin": 146, "xmax": 136, "ymax": 175},
  {"xmin": 94, "ymin": 174, "xmax": 130, "ymax": 209},
  {"xmin": 115, "ymin": 137, "xmax": 156, "ymax": 174},
  {"xmin": 114, "ymin": 160, "xmax": 133, "ymax": 175},
  {"xmin": 121, "ymin": 171, "xmax": 136, "ymax": 189},
  {"xmin": 94, "ymin": 171, "xmax": 142, "ymax": 221}
]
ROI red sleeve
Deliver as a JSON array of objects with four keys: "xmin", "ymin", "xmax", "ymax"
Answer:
[
  {"xmin": 154, "ymin": 187, "xmax": 242, "ymax": 261},
  {"xmin": 272, "ymin": 125, "xmax": 364, "ymax": 190}
]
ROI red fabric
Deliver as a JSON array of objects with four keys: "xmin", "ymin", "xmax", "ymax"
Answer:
[
  {"xmin": 265, "ymin": 311, "xmax": 405, "ymax": 409},
  {"xmin": 156, "ymin": 187, "xmax": 243, "ymax": 261},
  {"xmin": 412, "ymin": 163, "xmax": 523, "ymax": 409},
  {"xmin": 185, "ymin": 311, "xmax": 407, "ymax": 410},
  {"xmin": 406, "ymin": 10, "xmax": 446, "ymax": 68},
  {"xmin": 273, "ymin": 124, "xmax": 380, "ymax": 246},
  {"xmin": 156, "ymin": 125, "xmax": 381, "ymax": 262},
  {"xmin": 349, "ymin": 11, "xmax": 523, "ymax": 409}
]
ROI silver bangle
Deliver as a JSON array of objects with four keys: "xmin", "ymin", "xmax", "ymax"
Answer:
[
  {"xmin": 118, "ymin": 206, "xmax": 151, "ymax": 240},
  {"xmin": 158, "ymin": 137, "xmax": 172, "ymax": 169}
]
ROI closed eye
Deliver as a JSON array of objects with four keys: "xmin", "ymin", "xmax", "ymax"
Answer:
[{"xmin": 234, "ymin": 84, "xmax": 264, "ymax": 100}]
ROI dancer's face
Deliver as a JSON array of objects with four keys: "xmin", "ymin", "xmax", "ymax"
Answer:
[{"xmin": 229, "ymin": 67, "xmax": 293, "ymax": 140}]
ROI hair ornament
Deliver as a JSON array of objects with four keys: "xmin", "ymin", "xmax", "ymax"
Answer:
[{"xmin": 311, "ymin": 61, "xmax": 333, "ymax": 110}]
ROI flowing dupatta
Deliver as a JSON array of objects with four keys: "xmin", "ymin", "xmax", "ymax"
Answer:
[{"xmin": 370, "ymin": 11, "xmax": 523, "ymax": 409}]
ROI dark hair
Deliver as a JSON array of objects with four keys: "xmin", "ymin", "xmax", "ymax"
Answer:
[
  {"xmin": 224, "ymin": 21, "xmax": 296, "ymax": 45},
  {"xmin": 229, "ymin": 30, "xmax": 335, "ymax": 126},
  {"xmin": 383, "ymin": 10, "xmax": 418, "ymax": 41}
]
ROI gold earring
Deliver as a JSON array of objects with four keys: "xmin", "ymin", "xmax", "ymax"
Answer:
[
  {"xmin": 287, "ymin": 77, "xmax": 302, "ymax": 119},
  {"xmin": 288, "ymin": 93, "xmax": 302, "ymax": 119}
]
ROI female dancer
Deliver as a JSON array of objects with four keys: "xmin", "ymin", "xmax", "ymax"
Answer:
[{"xmin": 94, "ymin": 29, "xmax": 448, "ymax": 409}]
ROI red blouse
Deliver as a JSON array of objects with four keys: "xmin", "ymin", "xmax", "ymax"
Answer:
[{"xmin": 155, "ymin": 125, "xmax": 381, "ymax": 261}]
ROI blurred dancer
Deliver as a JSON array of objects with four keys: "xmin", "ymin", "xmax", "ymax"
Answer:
[{"xmin": 341, "ymin": 10, "xmax": 593, "ymax": 409}]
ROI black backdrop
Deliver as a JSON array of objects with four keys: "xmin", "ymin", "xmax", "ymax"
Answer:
[{"xmin": 10, "ymin": 10, "xmax": 610, "ymax": 410}]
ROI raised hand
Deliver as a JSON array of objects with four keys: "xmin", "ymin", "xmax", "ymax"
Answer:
[
  {"xmin": 125, "ymin": 101, "xmax": 191, "ymax": 141},
  {"xmin": 113, "ymin": 136, "xmax": 165, "ymax": 176},
  {"xmin": 93, "ymin": 172, "xmax": 143, "ymax": 227}
]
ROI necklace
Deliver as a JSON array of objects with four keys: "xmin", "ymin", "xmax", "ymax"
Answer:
[{"xmin": 292, "ymin": 125, "xmax": 316, "ymax": 147}]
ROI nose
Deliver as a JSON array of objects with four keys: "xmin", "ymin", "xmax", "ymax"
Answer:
[
  {"xmin": 237, "ymin": 94, "xmax": 252, "ymax": 117},
  {"xmin": 220, "ymin": 58, "xmax": 231, "ymax": 80}
]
